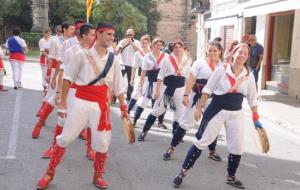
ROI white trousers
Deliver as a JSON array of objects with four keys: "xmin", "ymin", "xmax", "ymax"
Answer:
[
  {"xmin": 40, "ymin": 65, "xmax": 47, "ymax": 87},
  {"xmin": 151, "ymin": 86, "xmax": 185, "ymax": 122},
  {"xmin": 10, "ymin": 60, "xmax": 23, "ymax": 87},
  {"xmin": 131, "ymin": 76, "xmax": 142, "ymax": 100},
  {"xmin": 56, "ymin": 97, "xmax": 111, "ymax": 153},
  {"xmin": 0, "ymin": 70, "xmax": 4, "ymax": 85},
  {"xmin": 136, "ymin": 80, "xmax": 156, "ymax": 108},
  {"xmin": 178, "ymin": 92, "xmax": 198, "ymax": 130},
  {"xmin": 178, "ymin": 93, "xmax": 211, "ymax": 130},
  {"xmin": 193, "ymin": 110, "xmax": 245, "ymax": 155},
  {"xmin": 43, "ymin": 68, "xmax": 57, "ymax": 106},
  {"xmin": 56, "ymin": 87, "xmax": 76, "ymax": 127}
]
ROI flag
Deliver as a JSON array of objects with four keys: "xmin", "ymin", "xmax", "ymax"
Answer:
[{"xmin": 86, "ymin": 0, "xmax": 94, "ymax": 19}]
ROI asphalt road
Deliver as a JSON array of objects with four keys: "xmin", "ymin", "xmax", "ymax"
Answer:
[{"xmin": 1, "ymin": 60, "xmax": 300, "ymax": 190}]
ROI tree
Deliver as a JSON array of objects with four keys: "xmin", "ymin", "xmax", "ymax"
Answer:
[
  {"xmin": 1, "ymin": 0, "xmax": 33, "ymax": 31},
  {"xmin": 48, "ymin": 0, "xmax": 86, "ymax": 27},
  {"xmin": 127, "ymin": 0, "xmax": 161, "ymax": 36},
  {"xmin": 92, "ymin": 0, "xmax": 147, "ymax": 38}
]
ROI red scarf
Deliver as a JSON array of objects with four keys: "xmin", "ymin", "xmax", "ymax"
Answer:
[{"xmin": 169, "ymin": 55, "xmax": 181, "ymax": 76}]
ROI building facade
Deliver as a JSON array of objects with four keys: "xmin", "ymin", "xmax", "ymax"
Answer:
[
  {"xmin": 156, "ymin": 0, "xmax": 198, "ymax": 59},
  {"xmin": 196, "ymin": 0, "xmax": 300, "ymax": 100}
]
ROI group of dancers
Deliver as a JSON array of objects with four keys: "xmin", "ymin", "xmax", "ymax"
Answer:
[{"xmin": 31, "ymin": 20, "xmax": 262, "ymax": 190}]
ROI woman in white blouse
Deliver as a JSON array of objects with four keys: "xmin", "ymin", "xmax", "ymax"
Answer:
[{"xmin": 173, "ymin": 43, "xmax": 261, "ymax": 189}]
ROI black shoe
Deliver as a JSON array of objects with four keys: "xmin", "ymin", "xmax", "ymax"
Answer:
[
  {"xmin": 226, "ymin": 176, "xmax": 245, "ymax": 189},
  {"xmin": 208, "ymin": 152, "xmax": 222, "ymax": 162},
  {"xmin": 158, "ymin": 123, "xmax": 167, "ymax": 129},
  {"xmin": 173, "ymin": 170, "xmax": 187, "ymax": 188},
  {"xmin": 138, "ymin": 132, "xmax": 147, "ymax": 141},
  {"xmin": 14, "ymin": 86, "xmax": 17, "ymax": 90},
  {"xmin": 163, "ymin": 147, "xmax": 174, "ymax": 161}
]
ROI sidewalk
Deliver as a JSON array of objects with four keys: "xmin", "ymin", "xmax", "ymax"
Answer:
[{"xmin": 250, "ymin": 90, "xmax": 300, "ymax": 135}]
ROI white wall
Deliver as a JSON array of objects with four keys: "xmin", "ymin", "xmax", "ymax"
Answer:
[
  {"xmin": 290, "ymin": 10, "xmax": 300, "ymax": 69},
  {"xmin": 255, "ymin": 14, "xmax": 268, "ymax": 90}
]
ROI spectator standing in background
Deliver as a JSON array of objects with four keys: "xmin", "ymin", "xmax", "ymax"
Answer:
[
  {"xmin": 117, "ymin": 28, "xmax": 141, "ymax": 101},
  {"xmin": 248, "ymin": 35, "xmax": 264, "ymax": 85},
  {"xmin": 5, "ymin": 28, "xmax": 28, "ymax": 89}
]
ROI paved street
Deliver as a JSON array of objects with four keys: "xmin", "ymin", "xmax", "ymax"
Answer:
[{"xmin": 1, "ymin": 60, "xmax": 300, "ymax": 190}]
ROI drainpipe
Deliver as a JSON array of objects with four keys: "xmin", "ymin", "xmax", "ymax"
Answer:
[{"xmin": 196, "ymin": 13, "xmax": 205, "ymax": 60}]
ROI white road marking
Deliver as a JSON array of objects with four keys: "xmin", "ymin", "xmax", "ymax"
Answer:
[
  {"xmin": 284, "ymin": 179, "xmax": 300, "ymax": 186},
  {"xmin": 5, "ymin": 90, "xmax": 22, "ymax": 159}
]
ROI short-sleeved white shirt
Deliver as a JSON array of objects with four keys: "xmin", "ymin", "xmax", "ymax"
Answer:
[
  {"xmin": 141, "ymin": 52, "xmax": 166, "ymax": 71},
  {"xmin": 132, "ymin": 50, "xmax": 146, "ymax": 69},
  {"xmin": 48, "ymin": 35, "xmax": 65, "ymax": 61},
  {"xmin": 202, "ymin": 65, "xmax": 258, "ymax": 107},
  {"xmin": 5, "ymin": 36, "xmax": 27, "ymax": 49},
  {"xmin": 190, "ymin": 59, "xmax": 222, "ymax": 80},
  {"xmin": 58, "ymin": 36, "xmax": 79, "ymax": 62},
  {"xmin": 38, "ymin": 37, "xmax": 51, "ymax": 53},
  {"xmin": 63, "ymin": 47, "xmax": 125, "ymax": 96},
  {"xmin": 117, "ymin": 38, "xmax": 141, "ymax": 67},
  {"xmin": 157, "ymin": 54, "xmax": 191, "ymax": 80}
]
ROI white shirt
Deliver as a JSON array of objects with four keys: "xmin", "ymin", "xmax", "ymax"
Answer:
[
  {"xmin": 132, "ymin": 50, "xmax": 146, "ymax": 69},
  {"xmin": 0, "ymin": 47, "xmax": 4, "ymax": 59},
  {"xmin": 5, "ymin": 36, "xmax": 27, "ymax": 49},
  {"xmin": 63, "ymin": 47, "xmax": 125, "ymax": 96},
  {"xmin": 141, "ymin": 52, "xmax": 166, "ymax": 71},
  {"xmin": 58, "ymin": 36, "xmax": 79, "ymax": 62},
  {"xmin": 202, "ymin": 65, "xmax": 258, "ymax": 107},
  {"xmin": 117, "ymin": 39, "xmax": 141, "ymax": 67},
  {"xmin": 60, "ymin": 44, "xmax": 81, "ymax": 70},
  {"xmin": 48, "ymin": 35, "xmax": 65, "ymax": 61},
  {"xmin": 38, "ymin": 37, "xmax": 51, "ymax": 53},
  {"xmin": 157, "ymin": 54, "xmax": 191, "ymax": 81},
  {"xmin": 190, "ymin": 59, "xmax": 222, "ymax": 80}
]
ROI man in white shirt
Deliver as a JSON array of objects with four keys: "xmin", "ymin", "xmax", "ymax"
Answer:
[
  {"xmin": 117, "ymin": 28, "xmax": 141, "ymax": 101},
  {"xmin": 39, "ymin": 29, "xmax": 52, "ymax": 90}
]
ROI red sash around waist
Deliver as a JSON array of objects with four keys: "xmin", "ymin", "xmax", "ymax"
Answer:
[
  {"xmin": 40, "ymin": 55, "xmax": 47, "ymax": 65},
  {"xmin": 0, "ymin": 58, "xmax": 4, "ymax": 69},
  {"xmin": 9, "ymin": 52, "xmax": 26, "ymax": 62},
  {"xmin": 70, "ymin": 83, "xmax": 78, "ymax": 89},
  {"xmin": 52, "ymin": 59, "xmax": 59, "ymax": 69},
  {"xmin": 75, "ymin": 84, "xmax": 111, "ymax": 131}
]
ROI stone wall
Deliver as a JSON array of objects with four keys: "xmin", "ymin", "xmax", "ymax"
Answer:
[
  {"xmin": 31, "ymin": 0, "xmax": 49, "ymax": 32},
  {"xmin": 156, "ymin": 0, "xmax": 197, "ymax": 59}
]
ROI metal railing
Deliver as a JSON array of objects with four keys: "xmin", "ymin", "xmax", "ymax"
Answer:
[{"xmin": 21, "ymin": 32, "xmax": 43, "ymax": 48}]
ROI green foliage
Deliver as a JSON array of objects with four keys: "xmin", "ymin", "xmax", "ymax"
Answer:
[
  {"xmin": 21, "ymin": 32, "xmax": 43, "ymax": 48},
  {"xmin": 48, "ymin": 0, "xmax": 86, "ymax": 26},
  {"xmin": 1, "ymin": 0, "xmax": 33, "ymax": 31},
  {"xmin": 92, "ymin": 0, "xmax": 147, "ymax": 38},
  {"xmin": 127, "ymin": 0, "xmax": 161, "ymax": 36},
  {"xmin": 0, "ymin": 0, "xmax": 161, "ymax": 38}
]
